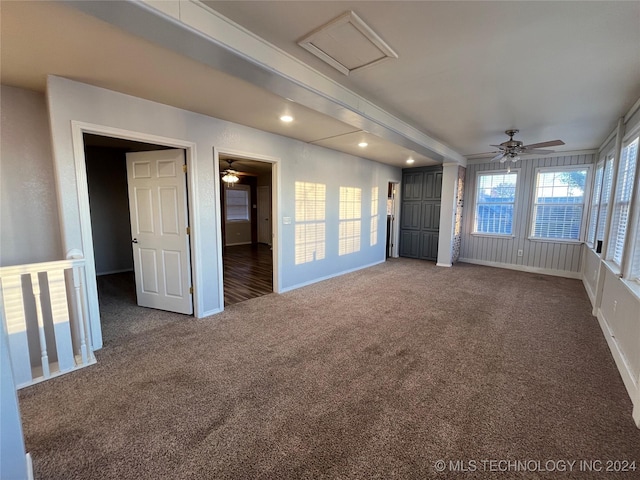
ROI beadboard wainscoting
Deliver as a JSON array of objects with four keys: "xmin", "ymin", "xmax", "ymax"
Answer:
[{"xmin": 459, "ymin": 153, "xmax": 595, "ymax": 278}]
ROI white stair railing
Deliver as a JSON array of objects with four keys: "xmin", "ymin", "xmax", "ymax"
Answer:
[{"xmin": 0, "ymin": 258, "xmax": 96, "ymax": 389}]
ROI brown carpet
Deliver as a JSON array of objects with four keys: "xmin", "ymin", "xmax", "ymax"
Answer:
[{"xmin": 18, "ymin": 259, "xmax": 640, "ymax": 479}]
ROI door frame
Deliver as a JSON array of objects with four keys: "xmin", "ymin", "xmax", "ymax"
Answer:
[
  {"xmin": 70, "ymin": 121, "xmax": 200, "ymax": 348},
  {"xmin": 215, "ymin": 148, "xmax": 280, "ymax": 296},
  {"xmin": 387, "ymin": 180, "xmax": 401, "ymax": 258}
]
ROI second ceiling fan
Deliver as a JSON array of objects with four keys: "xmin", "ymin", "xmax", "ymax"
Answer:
[{"xmin": 468, "ymin": 129, "xmax": 565, "ymax": 163}]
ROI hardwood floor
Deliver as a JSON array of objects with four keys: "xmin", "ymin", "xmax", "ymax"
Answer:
[{"xmin": 223, "ymin": 243, "xmax": 273, "ymax": 306}]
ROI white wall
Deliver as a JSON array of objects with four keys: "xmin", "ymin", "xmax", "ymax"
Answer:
[
  {"xmin": 460, "ymin": 153, "xmax": 595, "ymax": 277},
  {"xmin": 0, "ymin": 86, "xmax": 62, "ymax": 266},
  {"xmin": 0, "ymin": 318, "xmax": 30, "ymax": 480},
  {"xmin": 582, "ymin": 99, "xmax": 640, "ymax": 427},
  {"xmin": 85, "ymin": 147, "xmax": 134, "ymax": 275},
  {"xmin": 45, "ymin": 76, "xmax": 400, "ymax": 341}
]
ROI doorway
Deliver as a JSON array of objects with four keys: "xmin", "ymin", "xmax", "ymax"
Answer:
[
  {"xmin": 218, "ymin": 154, "xmax": 274, "ymax": 306},
  {"xmin": 386, "ymin": 181, "xmax": 400, "ymax": 258},
  {"xmin": 83, "ymin": 133, "xmax": 193, "ymax": 343}
]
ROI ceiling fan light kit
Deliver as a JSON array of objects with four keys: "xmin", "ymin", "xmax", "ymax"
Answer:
[{"xmin": 468, "ymin": 129, "xmax": 565, "ymax": 165}]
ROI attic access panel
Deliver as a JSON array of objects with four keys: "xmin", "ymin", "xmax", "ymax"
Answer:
[{"xmin": 297, "ymin": 11, "xmax": 398, "ymax": 76}]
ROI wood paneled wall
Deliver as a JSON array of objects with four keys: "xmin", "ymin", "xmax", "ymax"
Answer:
[{"xmin": 460, "ymin": 153, "xmax": 595, "ymax": 276}]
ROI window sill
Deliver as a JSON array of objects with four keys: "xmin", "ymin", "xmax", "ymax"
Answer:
[
  {"xmin": 527, "ymin": 237, "xmax": 583, "ymax": 245},
  {"xmin": 471, "ymin": 233, "xmax": 515, "ymax": 239},
  {"xmin": 602, "ymin": 260, "xmax": 622, "ymax": 277},
  {"xmin": 621, "ymin": 278, "xmax": 640, "ymax": 301}
]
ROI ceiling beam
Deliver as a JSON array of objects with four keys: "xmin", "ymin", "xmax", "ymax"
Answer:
[{"xmin": 63, "ymin": 0, "xmax": 467, "ymax": 165}]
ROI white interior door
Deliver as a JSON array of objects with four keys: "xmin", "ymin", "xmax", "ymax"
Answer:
[
  {"xmin": 257, "ymin": 185, "xmax": 272, "ymax": 245},
  {"xmin": 126, "ymin": 149, "xmax": 193, "ymax": 315}
]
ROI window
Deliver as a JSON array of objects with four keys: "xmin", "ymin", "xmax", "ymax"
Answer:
[
  {"xmin": 586, "ymin": 160, "xmax": 604, "ymax": 246},
  {"xmin": 608, "ymin": 137, "xmax": 638, "ymax": 266},
  {"xmin": 339, "ymin": 186, "xmax": 362, "ymax": 255},
  {"xmin": 474, "ymin": 172, "xmax": 518, "ymax": 235},
  {"xmin": 225, "ymin": 185, "xmax": 250, "ymax": 221},
  {"xmin": 530, "ymin": 167, "xmax": 588, "ymax": 241},
  {"xmin": 295, "ymin": 182, "xmax": 326, "ymax": 265},
  {"xmin": 596, "ymin": 154, "xmax": 615, "ymax": 246}
]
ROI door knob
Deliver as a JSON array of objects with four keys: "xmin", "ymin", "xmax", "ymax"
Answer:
[{"xmin": 132, "ymin": 238, "xmax": 138, "ymax": 244}]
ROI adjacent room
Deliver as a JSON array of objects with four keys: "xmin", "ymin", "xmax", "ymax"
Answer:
[{"xmin": 1, "ymin": 1, "xmax": 639, "ymax": 479}]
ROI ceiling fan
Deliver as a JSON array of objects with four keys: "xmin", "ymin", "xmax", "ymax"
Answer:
[
  {"xmin": 220, "ymin": 159, "xmax": 256, "ymax": 184},
  {"xmin": 468, "ymin": 129, "xmax": 565, "ymax": 164}
]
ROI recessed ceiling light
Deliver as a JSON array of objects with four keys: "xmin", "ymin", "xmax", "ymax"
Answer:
[
  {"xmin": 406, "ymin": 158, "xmax": 415, "ymax": 164},
  {"xmin": 358, "ymin": 142, "xmax": 368, "ymax": 148},
  {"xmin": 280, "ymin": 115, "xmax": 294, "ymax": 123}
]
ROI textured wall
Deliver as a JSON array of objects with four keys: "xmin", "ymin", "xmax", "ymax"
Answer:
[
  {"xmin": 460, "ymin": 153, "xmax": 595, "ymax": 275},
  {"xmin": 46, "ymin": 76, "xmax": 401, "ymax": 323},
  {"xmin": 0, "ymin": 86, "xmax": 61, "ymax": 266}
]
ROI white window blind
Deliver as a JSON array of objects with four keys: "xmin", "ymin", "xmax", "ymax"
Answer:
[
  {"xmin": 587, "ymin": 161, "xmax": 604, "ymax": 246},
  {"xmin": 474, "ymin": 172, "xmax": 517, "ymax": 235},
  {"xmin": 607, "ymin": 137, "xmax": 638, "ymax": 266},
  {"xmin": 531, "ymin": 168, "xmax": 588, "ymax": 241},
  {"xmin": 225, "ymin": 186, "xmax": 250, "ymax": 221},
  {"xmin": 596, "ymin": 155, "xmax": 614, "ymax": 244}
]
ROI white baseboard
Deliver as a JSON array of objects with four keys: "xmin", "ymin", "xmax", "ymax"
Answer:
[
  {"xmin": 436, "ymin": 262, "xmax": 452, "ymax": 268},
  {"xmin": 582, "ymin": 275, "xmax": 597, "ymax": 308},
  {"xmin": 26, "ymin": 453, "xmax": 34, "ymax": 480},
  {"xmin": 280, "ymin": 259, "xmax": 386, "ymax": 293},
  {"xmin": 198, "ymin": 307, "xmax": 223, "ymax": 318},
  {"xmin": 458, "ymin": 258, "xmax": 581, "ymax": 279},
  {"xmin": 596, "ymin": 308, "xmax": 639, "ymax": 424},
  {"xmin": 96, "ymin": 268, "xmax": 134, "ymax": 276}
]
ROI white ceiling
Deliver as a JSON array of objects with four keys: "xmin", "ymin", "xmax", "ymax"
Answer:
[
  {"xmin": 2, "ymin": 1, "xmax": 639, "ymax": 167},
  {"xmin": 206, "ymin": 1, "xmax": 640, "ymax": 155}
]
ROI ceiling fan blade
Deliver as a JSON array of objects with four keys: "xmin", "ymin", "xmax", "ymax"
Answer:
[
  {"xmin": 466, "ymin": 151, "xmax": 501, "ymax": 158},
  {"xmin": 491, "ymin": 152, "xmax": 506, "ymax": 162},
  {"xmin": 236, "ymin": 171, "xmax": 258, "ymax": 177},
  {"xmin": 523, "ymin": 140, "xmax": 565, "ymax": 149},
  {"xmin": 521, "ymin": 149, "xmax": 555, "ymax": 155}
]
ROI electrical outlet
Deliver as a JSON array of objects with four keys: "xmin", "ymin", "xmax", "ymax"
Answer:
[
  {"xmin": 517, "ymin": 249, "xmax": 523, "ymax": 257},
  {"xmin": 613, "ymin": 300, "xmax": 617, "ymax": 313}
]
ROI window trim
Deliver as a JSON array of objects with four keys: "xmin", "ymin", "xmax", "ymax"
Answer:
[
  {"xmin": 607, "ymin": 136, "xmax": 638, "ymax": 268},
  {"xmin": 472, "ymin": 168, "xmax": 520, "ymax": 237},
  {"xmin": 586, "ymin": 158, "xmax": 604, "ymax": 247},
  {"xmin": 594, "ymin": 151, "xmax": 616, "ymax": 254},
  {"xmin": 528, "ymin": 165, "xmax": 592, "ymax": 244}
]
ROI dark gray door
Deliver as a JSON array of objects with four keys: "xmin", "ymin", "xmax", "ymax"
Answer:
[{"xmin": 399, "ymin": 166, "xmax": 442, "ymax": 261}]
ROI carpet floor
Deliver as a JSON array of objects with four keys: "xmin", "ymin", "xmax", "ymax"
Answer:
[{"xmin": 18, "ymin": 259, "xmax": 640, "ymax": 479}]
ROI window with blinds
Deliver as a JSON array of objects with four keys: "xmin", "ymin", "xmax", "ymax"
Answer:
[
  {"xmin": 587, "ymin": 161, "xmax": 604, "ymax": 246},
  {"xmin": 596, "ymin": 155, "xmax": 615, "ymax": 244},
  {"xmin": 474, "ymin": 172, "xmax": 518, "ymax": 235},
  {"xmin": 607, "ymin": 137, "xmax": 638, "ymax": 267},
  {"xmin": 225, "ymin": 185, "xmax": 250, "ymax": 221},
  {"xmin": 530, "ymin": 167, "xmax": 588, "ymax": 241}
]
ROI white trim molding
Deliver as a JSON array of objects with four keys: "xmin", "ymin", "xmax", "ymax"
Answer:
[{"xmin": 458, "ymin": 258, "xmax": 582, "ymax": 279}]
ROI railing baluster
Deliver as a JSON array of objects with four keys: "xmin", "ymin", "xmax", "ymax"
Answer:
[
  {"xmin": 71, "ymin": 266, "xmax": 88, "ymax": 365},
  {"xmin": 30, "ymin": 272, "xmax": 50, "ymax": 378}
]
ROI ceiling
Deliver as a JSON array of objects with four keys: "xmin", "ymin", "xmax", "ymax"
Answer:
[
  {"xmin": 207, "ymin": 1, "xmax": 640, "ymax": 155},
  {"xmin": 2, "ymin": 1, "xmax": 639, "ymax": 168}
]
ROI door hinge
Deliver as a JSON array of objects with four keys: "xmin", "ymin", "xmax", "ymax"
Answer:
[
  {"xmin": 183, "ymin": 164, "xmax": 187, "ymax": 173},
  {"xmin": 186, "ymin": 226, "xmax": 190, "ymax": 235},
  {"xmin": 189, "ymin": 286, "xmax": 194, "ymax": 294}
]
